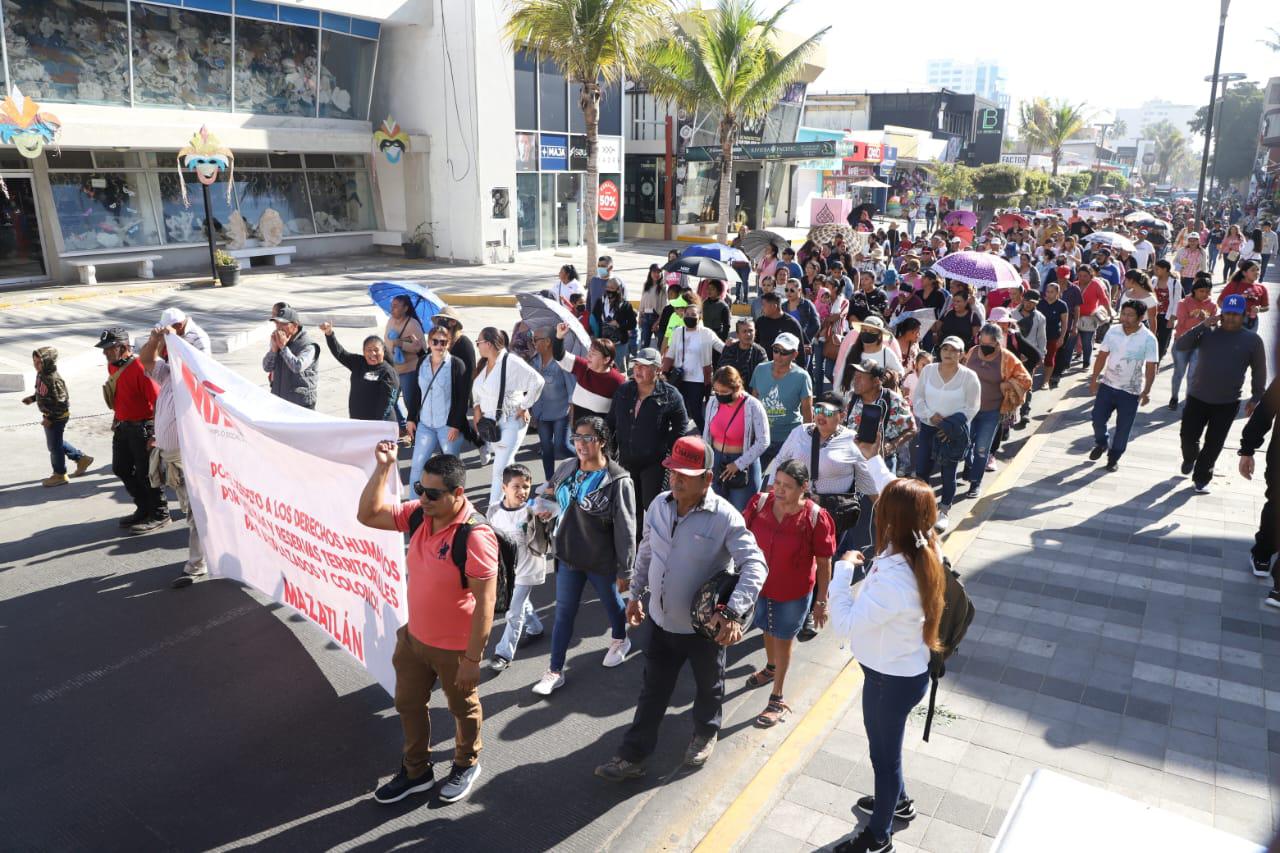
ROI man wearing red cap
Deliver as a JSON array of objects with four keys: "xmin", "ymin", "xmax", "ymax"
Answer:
[{"xmin": 595, "ymin": 436, "xmax": 767, "ymax": 781}]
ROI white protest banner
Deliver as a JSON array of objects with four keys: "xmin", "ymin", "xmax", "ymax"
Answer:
[{"xmin": 166, "ymin": 334, "xmax": 407, "ymax": 693}]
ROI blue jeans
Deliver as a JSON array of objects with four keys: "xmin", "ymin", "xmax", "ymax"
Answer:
[
  {"xmin": 409, "ymin": 423, "xmax": 464, "ymax": 487},
  {"xmin": 614, "ymin": 341, "xmax": 632, "ymax": 372},
  {"xmin": 1209, "ymin": 245, "xmax": 1220, "ymax": 276},
  {"xmin": 395, "ymin": 371, "xmax": 417, "ymax": 430},
  {"xmin": 549, "ymin": 562, "xmax": 627, "ymax": 673},
  {"xmin": 861, "ymin": 664, "xmax": 930, "ymax": 841},
  {"xmin": 639, "ymin": 312, "xmax": 658, "ymax": 349},
  {"xmin": 44, "ymin": 420, "xmax": 83, "ymax": 475},
  {"xmin": 1170, "ymin": 348, "xmax": 1197, "ymax": 402},
  {"xmin": 711, "ymin": 448, "xmax": 761, "ymax": 512},
  {"xmin": 1092, "ymin": 383, "xmax": 1139, "ymax": 463},
  {"xmin": 536, "ymin": 415, "xmax": 570, "ymax": 481},
  {"xmin": 494, "ymin": 582, "xmax": 544, "ymax": 662},
  {"xmin": 487, "ymin": 416, "xmax": 529, "ymax": 507},
  {"xmin": 914, "ymin": 422, "xmax": 959, "ymax": 506},
  {"xmin": 1080, "ymin": 327, "xmax": 1097, "ymax": 370},
  {"xmin": 964, "ymin": 408, "xmax": 1002, "ymax": 489}
]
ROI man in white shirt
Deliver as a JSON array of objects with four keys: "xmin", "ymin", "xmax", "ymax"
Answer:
[
  {"xmin": 1086, "ymin": 301, "xmax": 1158, "ymax": 472},
  {"xmin": 1131, "ymin": 233, "xmax": 1155, "ymax": 270}
]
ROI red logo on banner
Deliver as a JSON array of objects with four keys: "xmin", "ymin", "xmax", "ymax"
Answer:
[
  {"xmin": 181, "ymin": 362, "xmax": 235, "ymax": 429},
  {"xmin": 598, "ymin": 180, "xmax": 619, "ymax": 221}
]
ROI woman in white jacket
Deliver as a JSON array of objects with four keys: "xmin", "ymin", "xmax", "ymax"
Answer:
[
  {"xmin": 474, "ymin": 327, "xmax": 545, "ymax": 507},
  {"xmin": 830, "ymin": 477, "xmax": 946, "ymax": 853},
  {"xmin": 911, "ymin": 336, "xmax": 980, "ymax": 531}
]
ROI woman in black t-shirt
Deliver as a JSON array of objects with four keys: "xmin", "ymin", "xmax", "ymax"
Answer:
[
  {"xmin": 933, "ymin": 284, "xmax": 982, "ymax": 350},
  {"xmin": 319, "ymin": 322, "xmax": 399, "ymax": 421}
]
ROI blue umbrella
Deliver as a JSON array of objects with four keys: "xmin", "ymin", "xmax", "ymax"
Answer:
[
  {"xmin": 681, "ymin": 242, "xmax": 750, "ymax": 265},
  {"xmin": 367, "ymin": 280, "xmax": 445, "ymax": 329}
]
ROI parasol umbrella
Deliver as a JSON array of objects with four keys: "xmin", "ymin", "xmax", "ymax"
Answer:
[
  {"xmin": 739, "ymin": 229, "xmax": 791, "ymax": 261},
  {"xmin": 943, "ymin": 210, "xmax": 977, "ymax": 228},
  {"xmin": 1085, "ymin": 232, "xmax": 1137, "ymax": 253},
  {"xmin": 663, "ymin": 254, "xmax": 737, "ymax": 282},
  {"xmin": 853, "ymin": 177, "xmax": 891, "ymax": 188},
  {"xmin": 681, "ymin": 242, "xmax": 750, "ymax": 265},
  {"xmin": 367, "ymin": 280, "xmax": 445, "ymax": 329},
  {"xmin": 997, "ymin": 212, "xmax": 1031, "ymax": 230},
  {"xmin": 516, "ymin": 292, "xmax": 589, "ymax": 356},
  {"xmin": 933, "ymin": 250, "xmax": 1023, "ymax": 290}
]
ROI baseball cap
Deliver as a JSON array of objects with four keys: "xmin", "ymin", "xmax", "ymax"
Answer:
[
  {"xmin": 270, "ymin": 306, "xmax": 302, "ymax": 325},
  {"xmin": 632, "ymin": 347, "xmax": 661, "ymax": 366},
  {"xmin": 772, "ymin": 332, "xmax": 800, "ymax": 352},
  {"xmin": 1186, "ymin": 232, "xmax": 1200, "ymax": 241},
  {"xmin": 95, "ymin": 327, "xmax": 130, "ymax": 348},
  {"xmin": 1221, "ymin": 294, "xmax": 1247, "ymax": 314},
  {"xmin": 159, "ymin": 307, "xmax": 187, "ymax": 327},
  {"xmin": 852, "ymin": 359, "xmax": 886, "ymax": 380},
  {"xmin": 940, "ymin": 335, "xmax": 967, "ymax": 352},
  {"xmin": 1023, "ymin": 289, "xmax": 1042, "ymax": 303},
  {"xmin": 662, "ymin": 435, "xmax": 714, "ymax": 477}
]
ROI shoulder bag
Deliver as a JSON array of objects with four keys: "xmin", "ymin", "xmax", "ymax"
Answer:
[
  {"xmin": 475, "ymin": 353, "xmax": 507, "ymax": 445},
  {"xmin": 809, "ymin": 425, "xmax": 861, "ymax": 535},
  {"xmin": 712, "ymin": 397, "xmax": 749, "ymax": 489}
]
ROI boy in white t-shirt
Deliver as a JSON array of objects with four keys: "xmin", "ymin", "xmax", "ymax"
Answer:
[
  {"xmin": 489, "ymin": 464, "xmax": 549, "ymax": 669},
  {"xmin": 1087, "ymin": 301, "xmax": 1158, "ymax": 472}
]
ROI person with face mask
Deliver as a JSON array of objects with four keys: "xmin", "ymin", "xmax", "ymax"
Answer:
[
  {"xmin": 962, "ymin": 325, "xmax": 1031, "ymax": 499},
  {"xmin": 833, "ymin": 316, "xmax": 903, "ymax": 396},
  {"xmin": 660, "ymin": 297, "xmax": 725, "ymax": 431},
  {"xmin": 591, "ymin": 277, "xmax": 638, "ymax": 369},
  {"xmin": 703, "ymin": 365, "xmax": 770, "ymax": 511},
  {"xmin": 912, "ymin": 336, "xmax": 980, "ymax": 532},
  {"xmin": 587, "ymin": 255, "xmax": 614, "ymax": 314}
]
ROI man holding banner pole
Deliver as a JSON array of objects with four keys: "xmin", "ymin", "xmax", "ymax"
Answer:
[{"xmin": 358, "ymin": 447, "xmax": 497, "ymax": 806}]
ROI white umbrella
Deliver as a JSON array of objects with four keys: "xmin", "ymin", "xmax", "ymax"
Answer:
[
  {"xmin": 1085, "ymin": 232, "xmax": 1137, "ymax": 253},
  {"xmin": 853, "ymin": 178, "xmax": 891, "ymax": 188}
]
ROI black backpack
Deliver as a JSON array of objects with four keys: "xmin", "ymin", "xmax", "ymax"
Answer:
[
  {"xmin": 923, "ymin": 557, "xmax": 975, "ymax": 742},
  {"xmin": 408, "ymin": 507, "xmax": 518, "ymax": 613}
]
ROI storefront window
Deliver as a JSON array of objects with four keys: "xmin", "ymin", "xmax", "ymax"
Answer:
[
  {"xmin": 234, "ymin": 17, "xmax": 318, "ymax": 116},
  {"xmin": 131, "ymin": 3, "xmax": 232, "ymax": 111},
  {"xmin": 307, "ymin": 170, "xmax": 374, "ymax": 232},
  {"xmin": 3, "ymin": 0, "xmax": 130, "ymax": 106},
  {"xmin": 157, "ymin": 172, "xmax": 237, "ymax": 244},
  {"xmin": 599, "ymin": 78, "xmax": 623, "ymax": 137},
  {"xmin": 539, "ymin": 58, "xmax": 567, "ymax": 132},
  {"xmin": 516, "ymin": 173, "xmax": 539, "ymax": 251},
  {"xmin": 514, "ymin": 49, "xmax": 538, "ymax": 130},
  {"xmin": 318, "ymin": 31, "xmax": 375, "ymax": 120},
  {"xmin": 539, "ymin": 174, "xmax": 555, "ymax": 250},
  {"xmin": 51, "ymin": 173, "xmax": 160, "ymax": 251},
  {"xmin": 234, "ymin": 172, "xmax": 315, "ymax": 237},
  {"xmin": 678, "ymin": 162, "xmax": 720, "ymax": 225}
]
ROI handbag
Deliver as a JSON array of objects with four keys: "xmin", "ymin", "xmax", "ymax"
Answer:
[
  {"xmin": 476, "ymin": 353, "xmax": 508, "ymax": 444},
  {"xmin": 713, "ymin": 398, "xmax": 750, "ymax": 489},
  {"xmin": 810, "ymin": 426, "xmax": 861, "ymax": 535},
  {"xmin": 666, "ymin": 327, "xmax": 687, "ymax": 384},
  {"xmin": 691, "ymin": 569, "xmax": 753, "ymax": 641}
]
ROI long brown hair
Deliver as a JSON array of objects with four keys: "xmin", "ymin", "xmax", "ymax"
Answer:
[{"xmin": 872, "ymin": 478, "xmax": 946, "ymax": 652}]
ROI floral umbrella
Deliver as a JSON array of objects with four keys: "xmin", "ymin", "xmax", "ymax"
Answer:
[{"xmin": 933, "ymin": 250, "xmax": 1023, "ymax": 290}]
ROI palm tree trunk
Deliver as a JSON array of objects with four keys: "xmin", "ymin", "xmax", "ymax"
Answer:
[
  {"xmin": 716, "ymin": 117, "xmax": 736, "ymax": 245},
  {"xmin": 580, "ymin": 80, "xmax": 601, "ymax": 272},
  {"xmin": 1051, "ymin": 149, "xmax": 1060, "ymax": 177}
]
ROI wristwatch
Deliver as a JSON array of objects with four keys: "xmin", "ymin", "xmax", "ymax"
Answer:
[{"xmin": 722, "ymin": 606, "xmax": 743, "ymax": 621}]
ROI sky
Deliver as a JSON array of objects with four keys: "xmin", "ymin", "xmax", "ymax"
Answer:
[{"xmin": 759, "ymin": 0, "xmax": 1279, "ymax": 123}]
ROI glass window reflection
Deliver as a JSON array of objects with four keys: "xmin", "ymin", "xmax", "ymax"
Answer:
[
  {"xmin": 234, "ymin": 17, "xmax": 318, "ymax": 116},
  {"xmin": 157, "ymin": 172, "xmax": 237, "ymax": 244},
  {"xmin": 307, "ymin": 171, "xmax": 374, "ymax": 232},
  {"xmin": 131, "ymin": 3, "xmax": 232, "ymax": 111},
  {"xmin": 235, "ymin": 172, "xmax": 316, "ymax": 237},
  {"xmin": 51, "ymin": 173, "xmax": 160, "ymax": 250},
  {"xmin": 3, "ymin": 0, "xmax": 130, "ymax": 105},
  {"xmin": 319, "ymin": 31, "xmax": 374, "ymax": 120}
]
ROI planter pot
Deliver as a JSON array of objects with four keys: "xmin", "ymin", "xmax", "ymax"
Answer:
[
  {"xmin": 217, "ymin": 265, "xmax": 241, "ymax": 287},
  {"xmin": 402, "ymin": 242, "xmax": 422, "ymax": 259}
]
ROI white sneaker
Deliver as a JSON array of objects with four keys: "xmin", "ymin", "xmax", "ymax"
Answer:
[
  {"xmin": 602, "ymin": 637, "xmax": 631, "ymax": 668},
  {"xmin": 531, "ymin": 670, "xmax": 564, "ymax": 696},
  {"xmin": 935, "ymin": 506, "xmax": 951, "ymax": 533}
]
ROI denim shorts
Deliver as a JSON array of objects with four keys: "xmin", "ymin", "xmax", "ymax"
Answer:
[{"xmin": 752, "ymin": 591, "xmax": 813, "ymax": 639}]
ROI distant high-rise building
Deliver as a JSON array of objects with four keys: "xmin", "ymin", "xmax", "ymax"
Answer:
[
  {"xmin": 1114, "ymin": 100, "xmax": 1201, "ymax": 144},
  {"xmin": 925, "ymin": 58, "xmax": 1010, "ymax": 111}
]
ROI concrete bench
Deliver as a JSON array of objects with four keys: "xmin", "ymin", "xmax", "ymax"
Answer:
[
  {"xmin": 63, "ymin": 254, "xmax": 162, "ymax": 286},
  {"xmin": 228, "ymin": 245, "xmax": 297, "ymax": 267}
]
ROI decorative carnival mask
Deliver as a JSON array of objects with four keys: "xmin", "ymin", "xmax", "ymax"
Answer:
[
  {"xmin": 373, "ymin": 116, "xmax": 409, "ymax": 164},
  {"xmin": 176, "ymin": 125, "xmax": 234, "ymax": 206},
  {"xmin": 0, "ymin": 86, "xmax": 60, "ymax": 159}
]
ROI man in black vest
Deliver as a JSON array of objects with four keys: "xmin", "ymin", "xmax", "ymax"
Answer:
[{"xmin": 262, "ymin": 306, "xmax": 320, "ymax": 409}]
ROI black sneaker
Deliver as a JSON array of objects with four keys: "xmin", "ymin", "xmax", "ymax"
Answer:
[
  {"xmin": 1088, "ymin": 445, "xmax": 1106, "ymax": 461},
  {"xmin": 1180, "ymin": 459, "xmax": 1195, "ymax": 476},
  {"xmin": 489, "ymin": 656, "xmax": 510, "ymax": 672},
  {"xmin": 684, "ymin": 731, "xmax": 717, "ymax": 767},
  {"xmin": 1193, "ymin": 481, "xmax": 1210, "ymax": 495},
  {"xmin": 796, "ymin": 612, "xmax": 818, "ymax": 642},
  {"xmin": 855, "ymin": 794, "xmax": 918, "ymax": 821},
  {"xmin": 1105, "ymin": 461, "xmax": 1119, "ymax": 473},
  {"xmin": 372, "ymin": 763, "xmax": 434, "ymax": 804},
  {"xmin": 594, "ymin": 755, "xmax": 646, "ymax": 782},
  {"xmin": 1168, "ymin": 398, "xmax": 1179, "ymax": 411},
  {"xmin": 118, "ymin": 511, "xmax": 146, "ymax": 527},
  {"xmin": 1251, "ymin": 556, "xmax": 1272, "ymax": 578},
  {"xmin": 1267, "ymin": 591, "xmax": 1280, "ymax": 610},
  {"xmin": 834, "ymin": 827, "xmax": 894, "ymax": 853},
  {"xmin": 963, "ymin": 485, "xmax": 980, "ymax": 500},
  {"xmin": 437, "ymin": 763, "xmax": 481, "ymax": 803},
  {"xmin": 130, "ymin": 515, "xmax": 172, "ymax": 535}
]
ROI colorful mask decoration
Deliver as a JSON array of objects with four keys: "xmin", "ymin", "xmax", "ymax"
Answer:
[
  {"xmin": 373, "ymin": 116, "xmax": 409, "ymax": 164},
  {"xmin": 0, "ymin": 86, "xmax": 61, "ymax": 159},
  {"xmin": 176, "ymin": 125, "xmax": 234, "ymax": 206}
]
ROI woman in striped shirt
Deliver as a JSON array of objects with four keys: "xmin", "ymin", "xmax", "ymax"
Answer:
[{"xmin": 553, "ymin": 322, "xmax": 626, "ymax": 424}]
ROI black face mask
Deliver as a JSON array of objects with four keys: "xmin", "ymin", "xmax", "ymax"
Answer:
[
  {"xmin": 860, "ymin": 332, "xmax": 880, "ymax": 344},
  {"xmin": 979, "ymin": 344, "xmax": 997, "ymax": 356},
  {"xmin": 608, "ymin": 292, "xmax": 620, "ymax": 301},
  {"xmin": 715, "ymin": 392, "xmax": 736, "ymax": 404},
  {"xmin": 111, "ymin": 357, "xmax": 130, "ymax": 368},
  {"xmin": 684, "ymin": 316, "xmax": 698, "ymax": 328}
]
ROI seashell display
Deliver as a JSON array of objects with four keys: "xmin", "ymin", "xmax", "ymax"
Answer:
[
  {"xmin": 258, "ymin": 208, "xmax": 284, "ymax": 247},
  {"xmin": 165, "ymin": 211, "xmax": 198, "ymax": 243},
  {"xmin": 224, "ymin": 211, "xmax": 249, "ymax": 249}
]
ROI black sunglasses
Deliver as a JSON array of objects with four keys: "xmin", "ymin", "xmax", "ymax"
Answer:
[
  {"xmin": 771, "ymin": 345, "xmax": 795, "ymax": 355},
  {"xmin": 429, "ymin": 337, "xmax": 451, "ymax": 346},
  {"xmin": 413, "ymin": 483, "xmax": 449, "ymax": 501}
]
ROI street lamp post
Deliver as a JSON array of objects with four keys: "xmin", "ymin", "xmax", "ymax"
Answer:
[
  {"xmin": 1195, "ymin": 0, "xmax": 1231, "ymax": 227},
  {"xmin": 1205, "ymin": 71, "xmax": 1247, "ymax": 202}
]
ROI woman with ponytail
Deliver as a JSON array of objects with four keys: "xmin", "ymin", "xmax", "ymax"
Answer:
[{"xmin": 830, "ymin": 477, "xmax": 946, "ymax": 853}]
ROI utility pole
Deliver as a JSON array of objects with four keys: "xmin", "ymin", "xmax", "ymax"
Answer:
[
  {"xmin": 1204, "ymin": 71, "xmax": 1246, "ymax": 203},
  {"xmin": 1093, "ymin": 121, "xmax": 1115, "ymax": 193},
  {"xmin": 1196, "ymin": 0, "xmax": 1231, "ymax": 228}
]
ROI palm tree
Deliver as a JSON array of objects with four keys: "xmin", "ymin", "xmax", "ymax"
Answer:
[
  {"xmin": 1034, "ymin": 100, "xmax": 1091, "ymax": 176},
  {"xmin": 1261, "ymin": 26, "xmax": 1280, "ymax": 52},
  {"xmin": 1145, "ymin": 120, "xmax": 1190, "ymax": 183},
  {"xmin": 1018, "ymin": 96, "xmax": 1051, "ymax": 161},
  {"xmin": 505, "ymin": 0, "xmax": 669, "ymax": 271},
  {"xmin": 641, "ymin": 0, "xmax": 828, "ymax": 243}
]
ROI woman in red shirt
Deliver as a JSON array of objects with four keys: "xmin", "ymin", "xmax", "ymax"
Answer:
[
  {"xmin": 1218, "ymin": 261, "xmax": 1268, "ymax": 331},
  {"xmin": 743, "ymin": 459, "xmax": 836, "ymax": 727}
]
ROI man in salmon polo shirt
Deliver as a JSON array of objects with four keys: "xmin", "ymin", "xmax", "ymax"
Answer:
[{"xmin": 357, "ymin": 445, "xmax": 498, "ymax": 806}]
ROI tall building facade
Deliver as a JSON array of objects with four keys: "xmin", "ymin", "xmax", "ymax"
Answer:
[
  {"xmin": 924, "ymin": 59, "xmax": 1009, "ymax": 111},
  {"xmin": 1114, "ymin": 99, "xmax": 1201, "ymax": 144}
]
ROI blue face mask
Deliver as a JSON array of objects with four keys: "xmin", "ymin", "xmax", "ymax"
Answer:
[{"xmin": 597, "ymin": 267, "xmax": 609, "ymax": 278}]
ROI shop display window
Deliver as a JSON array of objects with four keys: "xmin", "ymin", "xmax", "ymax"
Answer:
[
  {"xmin": 3, "ymin": 0, "xmax": 130, "ymax": 106},
  {"xmin": 306, "ymin": 170, "xmax": 374, "ymax": 232},
  {"xmin": 234, "ymin": 172, "xmax": 316, "ymax": 237},
  {"xmin": 51, "ymin": 172, "xmax": 160, "ymax": 251},
  {"xmin": 318, "ymin": 31, "xmax": 375, "ymax": 120},
  {"xmin": 131, "ymin": 3, "xmax": 232, "ymax": 111},
  {"xmin": 156, "ymin": 172, "xmax": 238, "ymax": 244},
  {"xmin": 233, "ymin": 17, "xmax": 318, "ymax": 116}
]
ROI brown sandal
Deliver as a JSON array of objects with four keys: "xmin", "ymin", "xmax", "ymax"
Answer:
[
  {"xmin": 745, "ymin": 665, "xmax": 775, "ymax": 688},
  {"xmin": 755, "ymin": 696, "xmax": 791, "ymax": 727}
]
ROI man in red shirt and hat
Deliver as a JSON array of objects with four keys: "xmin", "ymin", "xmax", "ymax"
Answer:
[{"xmin": 97, "ymin": 327, "xmax": 168, "ymax": 533}]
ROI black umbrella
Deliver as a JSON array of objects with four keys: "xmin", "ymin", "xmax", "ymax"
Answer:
[
  {"xmin": 516, "ymin": 293, "xmax": 589, "ymax": 356},
  {"xmin": 662, "ymin": 255, "xmax": 737, "ymax": 281},
  {"xmin": 739, "ymin": 229, "xmax": 791, "ymax": 261}
]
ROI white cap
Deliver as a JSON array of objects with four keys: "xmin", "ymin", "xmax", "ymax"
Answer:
[
  {"xmin": 772, "ymin": 332, "xmax": 801, "ymax": 352},
  {"xmin": 159, "ymin": 307, "xmax": 187, "ymax": 327}
]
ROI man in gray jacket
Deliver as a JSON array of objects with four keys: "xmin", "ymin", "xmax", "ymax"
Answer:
[
  {"xmin": 595, "ymin": 436, "xmax": 767, "ymax": 781},
  {"xmin": 262, "ymin": 306, "xmax": 320, "ymax": 409}
]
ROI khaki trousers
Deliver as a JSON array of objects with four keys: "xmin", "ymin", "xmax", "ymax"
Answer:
[{"xmin": 392, "ymin": 627, "xmax": 483, "ymax": 776}]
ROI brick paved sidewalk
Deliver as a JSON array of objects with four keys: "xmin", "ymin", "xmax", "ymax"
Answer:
[{"xmin": 739, "ymin": 361, "xmax": 1279, "ymax": 852}]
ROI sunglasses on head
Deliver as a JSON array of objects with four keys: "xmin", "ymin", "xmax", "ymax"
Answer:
[{"xmin": 413, "ymin": 483, "xmax": 449, "ymax": 501}]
